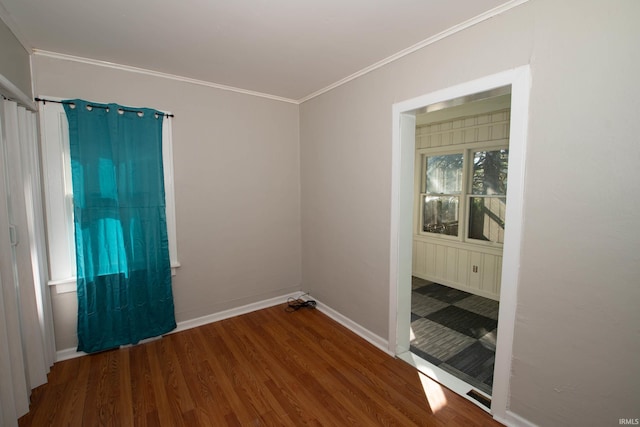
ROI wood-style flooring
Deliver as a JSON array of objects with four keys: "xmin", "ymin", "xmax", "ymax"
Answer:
[{"xmin": 19, "ymin": 303, "xmax": 502, "ymax": 426}]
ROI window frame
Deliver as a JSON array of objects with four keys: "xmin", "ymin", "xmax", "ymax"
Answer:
[
  {"xmin": 466, "ymin": 146, "xmax": 509, "ymax": 245},
  {"xmin": 39, "ymin": 99, "xmax": 180, "ymax": 294},
  {"xmin": 417, "ymin": 141, "xmax": 509, "ymax": 247},
  {"xmin": 419, "ymin": 148, "xmax": 466, "ymax": 241}
]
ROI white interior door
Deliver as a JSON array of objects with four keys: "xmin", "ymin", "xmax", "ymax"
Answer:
[
  {"xmin": 0, "ymin": 98, "xmax": 55, "ymax": 425},
  {"xmin": 0, "ymin": 100, "xmax": 31, "ymax": 423}
]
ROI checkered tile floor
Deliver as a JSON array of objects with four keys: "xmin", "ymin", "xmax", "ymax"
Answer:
[{"xmin": 410, "ymin": 277, "xmax": 499, "ymax": 395}]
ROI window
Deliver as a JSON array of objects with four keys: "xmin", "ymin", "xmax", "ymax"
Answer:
[
  {"xmin": 419, "ymin": 146, "xmax": 509, "ymax": 245},
  {"xmin": 39, "ymin": 100, "xmax": 179, "ymax": 293},
  {"xmin": 421, "ymin": 153, "xmax": 462, "ymax": 236},
  {"xmin": 468, "ymin": 149, "xmax": 508, "ymax": 243}
]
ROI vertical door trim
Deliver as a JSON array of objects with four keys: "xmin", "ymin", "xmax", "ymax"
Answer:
[{"xmin": 388, "ymin": 65, "xmax": 531, "ymax": 420}]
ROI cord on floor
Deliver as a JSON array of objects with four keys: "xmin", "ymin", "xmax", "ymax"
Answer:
[{"xmin": 285, "ymin": 295, "xmax": 317, "ymax": 312}]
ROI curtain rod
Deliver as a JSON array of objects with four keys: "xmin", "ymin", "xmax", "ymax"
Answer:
[{"xmin": 35, "ymin": 97, "xmax": 174, "ymax": 118}]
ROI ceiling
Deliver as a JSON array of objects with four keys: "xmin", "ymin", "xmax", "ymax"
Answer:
[{"xmin": 0, "ymin": 0, "xmax": 522, "ymax": 102}]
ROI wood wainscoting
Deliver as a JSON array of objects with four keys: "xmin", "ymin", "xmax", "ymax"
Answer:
[{"xmin": 413, "ymin": 238, "xmax": 502, "ymax": 301}]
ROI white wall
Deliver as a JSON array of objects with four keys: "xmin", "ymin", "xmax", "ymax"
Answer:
[
  {"xmin": 0, "ymin": 19, "xmax": 31, "ymax": 98},
  {"xmin": 31, "ymin": 55, "xmax": 301, "ymax": 351},
  {"xmin": 300, "ymin": 0, "xmax": 640, "ymax": 425}
]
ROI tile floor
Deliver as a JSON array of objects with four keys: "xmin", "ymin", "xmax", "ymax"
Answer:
[{"xmin": 410, "ymin": 276, "xmax": 499, "ymax": 395}]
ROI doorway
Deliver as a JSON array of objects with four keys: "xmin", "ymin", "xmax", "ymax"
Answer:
[
  {"xmin": 388, "ymin": 66, "xmax": 530, "ymax": 420},
  {"xmin": 410, "ymin": 90, "xmax": 510, "ymax": 397}
]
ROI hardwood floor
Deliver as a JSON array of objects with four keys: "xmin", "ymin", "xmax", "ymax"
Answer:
[{"xmin": 19, "ymin": 303, "xmax": 502, "ymax": 426}]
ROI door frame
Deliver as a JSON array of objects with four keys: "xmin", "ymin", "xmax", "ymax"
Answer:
[{"xmin": 388, "ymin": 65, "xmax": 531, "ymax": 420}]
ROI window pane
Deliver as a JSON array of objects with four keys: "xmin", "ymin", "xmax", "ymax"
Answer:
[
  {"xmin": 468, "ymin": 197, "xmax": 506, "ymax": 243},
  {"xmin": 423, "ymin": 196, "xmax": 459, "ymax": 236},
  {"xmin": 472, "ymin": 149, "xmax": 508, "ymax": 195},
  {"xmin": 426, "ymin": 154, "xmax": 463, "ymax": 194}
]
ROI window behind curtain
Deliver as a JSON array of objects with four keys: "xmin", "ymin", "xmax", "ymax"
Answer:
[{"xmin": 39, "ymin": 100, "xmax": 179, "ymax": 295}]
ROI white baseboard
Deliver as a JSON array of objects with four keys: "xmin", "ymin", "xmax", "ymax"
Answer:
[
  {"xmin": 170, "ymin": 291, "xmax": 302, "ymax": 334},
  {"xmin": 56, "ymin": 291, "xmax": 391, "ymax": 362},
  {"xmin": 56, "ymin": 347, "xmax": 88, "ymax": 362},
  {"xmin": 55, "ymin": 291, "xmax": 303, "ymax": 362},
  {"xmin": 312, "ymin": 298, "xmax": 391, "ymax": 356},
  {"xmin": 493, "ymin": 410, "xmax": 538, "ymax": 427}
]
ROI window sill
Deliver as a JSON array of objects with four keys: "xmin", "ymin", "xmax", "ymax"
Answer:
[
  {"xmin": 48, "ymin": 262, "xmax": 181, "ymax": 294},
  {"xmin": 48, "ymin": 277, "xmax": 77, "ymax": 294}
]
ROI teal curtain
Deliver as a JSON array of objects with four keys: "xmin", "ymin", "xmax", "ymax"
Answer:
[{"xmin": 64, "ymin": 99, "xmax": 176, "ymax": 353}]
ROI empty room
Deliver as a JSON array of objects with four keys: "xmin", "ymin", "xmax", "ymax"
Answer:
[{"xmin": 0, "ymin": 0, "xmax": 638, "ymax": 426}]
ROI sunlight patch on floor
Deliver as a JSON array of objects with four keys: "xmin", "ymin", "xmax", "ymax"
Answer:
[{"xmin": 418, "ymin": 371, "xmax": 448, "ymax": 414}]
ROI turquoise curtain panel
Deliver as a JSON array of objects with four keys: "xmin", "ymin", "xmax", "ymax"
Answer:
[{"xmin": 64, "ymin": 99, "xmax": 176, "ymax": 353}]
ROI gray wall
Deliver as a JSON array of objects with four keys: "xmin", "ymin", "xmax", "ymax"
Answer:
[
  {"xmin": 300, "ymin": 0, "xmax": 640, "ymax": 425},
  {"xmin": 31, "ymin": 55, "xmax": 301, "ymax": 351},
  {"xmin": 0, "ymin": 18, "xmax": 31, "ymax": 98},
  {"xmin": 22, "ymin": 0, "xmax": 640, "ymax": 423}
]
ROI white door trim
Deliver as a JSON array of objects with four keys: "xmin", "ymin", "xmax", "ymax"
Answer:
[{"xmin": 388, "ymin": 65, "xmax": 531, "ymax": 419}]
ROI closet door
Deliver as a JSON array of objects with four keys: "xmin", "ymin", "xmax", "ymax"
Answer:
[
  {"xmin": 0, "ymin": 99, "xmax": 53, "ymax": 423},
  {"xmin": 0, "ymin": 101, "xmax": 30, "ymax": 422}
]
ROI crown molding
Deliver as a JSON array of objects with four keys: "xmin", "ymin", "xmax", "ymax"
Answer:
[
  {"xmin": 31, "ymin": 0, "xmax": 529, "ymax": 105},
  {"xmin": 297, "ymin": 0, "xmax": 530, "ymax": 104},
  {"xmin": 32, "ymin": 50, "xmax": 299, "ymax": 105}
]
